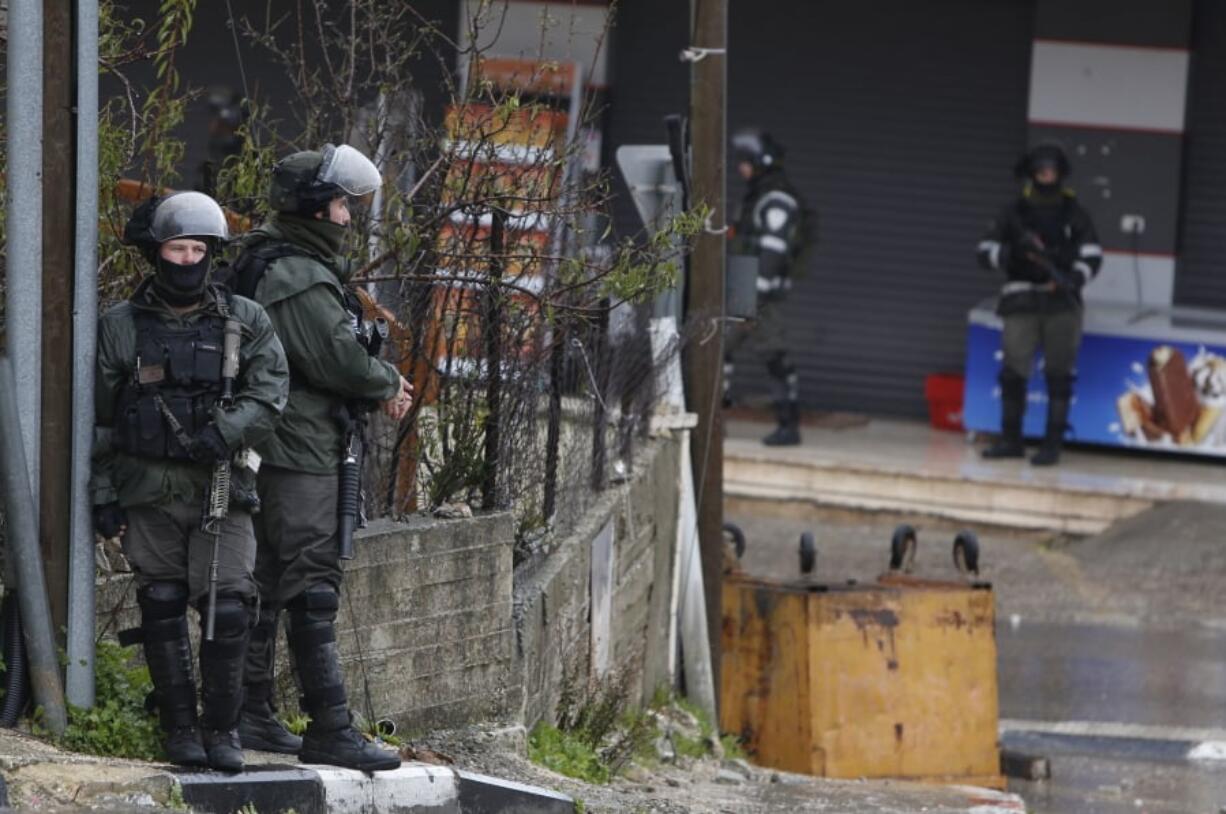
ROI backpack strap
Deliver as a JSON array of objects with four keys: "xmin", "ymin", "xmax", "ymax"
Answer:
[{"xmin": 231, "ymin": 239, "xmax": 307, "ymax": 300}]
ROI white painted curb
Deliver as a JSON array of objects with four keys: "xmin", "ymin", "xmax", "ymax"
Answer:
[{"xmin": 313, "ymin": 764, "xmax": 461, "ymax": 813}]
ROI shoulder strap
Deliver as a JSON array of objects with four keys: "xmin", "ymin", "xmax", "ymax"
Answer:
[{"xmin": 232, "ymin": 240, "xmax": 307, "ymax": 300}]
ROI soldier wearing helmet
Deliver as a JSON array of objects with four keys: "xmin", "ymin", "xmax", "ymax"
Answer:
[
  {"xmin": 233, "ymin": 144, "xmax": 409, "ymax": 771},
  {"xmin": 725, "ymin": 129, "xmax": 817, "ymax": 446},
  {"xmin": 976, "ymin": 142, "xmax": 1102, "ymax": 466},
  {"xmin": 91, "ymin": 191, "xmax": 289, "ymax": 771}
]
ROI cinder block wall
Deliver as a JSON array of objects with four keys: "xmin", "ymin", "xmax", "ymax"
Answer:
[
  {"xmin": 93, "ymin": 435, "xmax": 682, "ymax": 735},
  {"xmin": 335, "ymin": 514, "xmax": 517, "ymax": 734}
]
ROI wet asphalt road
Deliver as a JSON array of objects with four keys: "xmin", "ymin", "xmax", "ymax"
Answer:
[
  {"xmin": 999, "ymin": 621, "xmax": 1226, "ymax": 813},
  {"xmin": 726, "ymin": 505, "xmax": 1226, "ymax": 814}
]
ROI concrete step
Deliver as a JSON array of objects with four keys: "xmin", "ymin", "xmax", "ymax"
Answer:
[{"xmin": 724, "ymin": 440, "xmax": 1155, "ymax": 535}]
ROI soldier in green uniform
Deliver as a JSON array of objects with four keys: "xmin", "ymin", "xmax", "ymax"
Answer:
[
  {"xmin": 235, "ymin": 144, "xmax": 411, "ymax": 771},
  {"xmin": 91, "ymin": 192, "xmax": 289, "ymax": 771}
]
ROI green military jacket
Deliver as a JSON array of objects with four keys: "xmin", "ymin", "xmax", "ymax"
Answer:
[
  {"xmin": 91, "ymin": 279, "xmax": 289, "ymax": 508},
  {"xmin": 243, "ymin": 215, "xmax": 400, "ymax": 474}
]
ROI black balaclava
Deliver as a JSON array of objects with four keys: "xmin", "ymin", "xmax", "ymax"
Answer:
[{"xmin": 152, "ymin": 240, "xmax": 213, "ymax": 306}]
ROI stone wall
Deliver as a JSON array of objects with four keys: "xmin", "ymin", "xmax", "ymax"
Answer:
[{"xmin": 94, "ymin": 434, "xmax": 683, "ymax": 735}]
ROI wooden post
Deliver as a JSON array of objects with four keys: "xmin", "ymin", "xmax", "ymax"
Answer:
[
  {"xmin": 685, "ymin": 0, "xmax": 727, "ymax": 701},
  {"xmin": 481, "ymin": 209, "xmax": 507, "ymax": 510},
  {"xmin": 41, "ymin": 0, "xmax": 76, "ymax": 639}
]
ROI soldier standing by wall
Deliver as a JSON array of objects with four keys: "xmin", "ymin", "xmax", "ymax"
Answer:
[
  {"xmin": 725, "ymin": 129, "xmax": 816, "ymax": 446},
  {"xmin": 977, "ymin": 142, "xmax": 1102, "ymax": 466},
  {"xmin": 91, "ymin": 192, "xmax": 289, "ymax": 771},
  {"xmin": 235, "ymin": 144, "xmax": 411, "ymax": 771}
]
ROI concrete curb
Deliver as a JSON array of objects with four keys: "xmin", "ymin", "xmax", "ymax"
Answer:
[{"xmin": 172, "ymin": 761, "xmax": 575, "ymax": 814}]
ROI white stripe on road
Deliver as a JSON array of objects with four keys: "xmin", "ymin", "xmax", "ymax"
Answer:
[
  {"xmin": 1188, "ymin": 741, "xmax": 1226, "ymax": 761},
  {"xmin": 1002, "ymin": 718, "xmax": 1226, "ymax": 746}
]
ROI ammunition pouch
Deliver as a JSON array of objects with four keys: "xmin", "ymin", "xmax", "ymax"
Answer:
[{"xmin": 114, "ymin": 304, "xmax": 229, "ymax": 461}]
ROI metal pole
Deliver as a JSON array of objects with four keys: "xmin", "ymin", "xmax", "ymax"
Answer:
[
  {"xmin": 0, "ymin": 357, "xmax": 68, "ymax": 736},
  {"xmin": 67, "ymin": 0, "xmax": 100, "ymax": 709},
  {"xmin": 685, "ymin": 0, "xmax": 727, "ymax": 706},
  {"xmin": 5, "ymin": 0, "xmax": 45, "ymax": 510}
]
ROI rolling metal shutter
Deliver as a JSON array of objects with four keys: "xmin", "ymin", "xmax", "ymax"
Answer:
[
  {"xmin": 1174, "ymin": 0, "xmax": 1226, "ymax": 308},
  {"xmin": 604, "ymin": 0, "xmax": 692, "ymax": 241},
  {"xmin": 727, "ymin": 0, "xmax": 1035, "ymax": 417}
]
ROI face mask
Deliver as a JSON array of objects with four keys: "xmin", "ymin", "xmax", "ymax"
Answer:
[{"xmin": 153, "ymin": 251, "xmax": 211, "ymax": 306}]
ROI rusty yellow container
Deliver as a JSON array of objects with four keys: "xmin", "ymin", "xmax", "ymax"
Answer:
[{"xmin": 720, "ymin": 573, "xmax": 1003, "ymax": 788}]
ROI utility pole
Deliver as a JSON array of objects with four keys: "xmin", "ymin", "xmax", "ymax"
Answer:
[
  {"xmin": 685, "ymin": 0, "xmax": 727, "ymax": 704},
  {"xmin": 41, "ymin": 0, "xmax": 76, "ymax": 637}
]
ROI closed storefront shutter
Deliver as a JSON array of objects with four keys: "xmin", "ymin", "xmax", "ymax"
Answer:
[
  {"xmin": 727, "ymin": 0, "xmax": 1035, "ymax": 416},
  {"xmin": 1174, "ymin": 0, "xmax": 1226, "ymax": 307}
]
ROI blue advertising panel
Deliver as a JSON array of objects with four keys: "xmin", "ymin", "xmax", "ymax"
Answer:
[{"xmin": 965, "ymin": 307, "xmax": 1226, "ymax": 458}]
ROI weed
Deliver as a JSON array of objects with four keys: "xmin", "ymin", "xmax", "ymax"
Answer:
[
  {"xmin": 529, "ymin": 721, "xmax": 609, "ymax": 784},
  {"xmin": 280, "ymin": 710, "xmax": 310, "ymax": 736},
  {"xmin": 720, "ymin": 733, "xmax": 748, "ymax": 760},
  {"xmin": 573, "ymin": 799, "xmax": 586, "ymax": 814},
  {"xmin": 167, "ymin": 781, "xmax": 187, "ymax": 811},
  {"xmin": 60, "ymin": 639, "xmax": 162, "ymax": 760}
]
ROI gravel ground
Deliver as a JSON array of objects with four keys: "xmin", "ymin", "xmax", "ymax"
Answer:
[{"xmin": 411, "ymin": 723, "xmax": 1024, "ymax": 814}]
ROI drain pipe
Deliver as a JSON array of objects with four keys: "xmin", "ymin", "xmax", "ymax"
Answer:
[
  {"xmin": 66, "ymin": 0, "xmax": 100, "ymax": 710},
  {"xmin": 0, "ymin": 357, "xmax": 68, "ymax": 736},
  {"xmin": 5, "ymin": 0, "xmax": 45, "ymax": 504}
]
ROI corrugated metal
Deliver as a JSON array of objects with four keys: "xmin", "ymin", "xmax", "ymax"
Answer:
[
  {"xmin": 1175, "ymin": 0, "xmax": 1226, "ymax": 308},
  {"xmin": 727, "ymin": 0, "xmax": 1035, "ymax": 417}
]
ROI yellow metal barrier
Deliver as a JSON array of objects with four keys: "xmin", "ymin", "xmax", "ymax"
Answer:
[{"xmin": 720, "ymin": 572, "xmax": 1004, "ymax": 789}]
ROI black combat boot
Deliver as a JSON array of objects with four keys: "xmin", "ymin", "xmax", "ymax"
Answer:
[
  {"xmin": 762, "ymin": 400, "xmax": 801, "ymax": 446},
  {"xmin": 240, "ymin": 607, "xmax": 302, "ymax": 754},
  {"xmin": 289, "ymin": 585, "xmax": 400, "ymax": 772},
  {"xmin": 982, "ymin": 370, "xmax": 1027, "ymax": 459},
  {"xmin": 198, "ymin": 595, "xmax": 255, "ymax": 772},
  {"xmin": 1032, "ymin": 374, "xmax": 1073, "ymax": 467},
  {"xmin": 138, "ymin": 583, "xmax": 208, "ymax": 768}
]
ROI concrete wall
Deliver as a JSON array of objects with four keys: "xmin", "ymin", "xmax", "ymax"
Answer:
[
  {"xmin": 93, "ymin": 434, "xmax": 682, "ymax": 734},
  {"xmin": 513, "ymin": 435, "xmax": 680, "ymax": 726}
]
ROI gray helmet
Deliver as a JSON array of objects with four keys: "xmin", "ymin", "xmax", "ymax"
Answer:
[
  {"xmin": 150, "ymin": 191, "xmax": 230, "ymax": 242},
  {"xmin": 269, "ymin": 143, "xmax": 381, "ymax": 215},
  {"xmin": 732, "ymin": 129, "xmax": 785, "ymax": 171}
]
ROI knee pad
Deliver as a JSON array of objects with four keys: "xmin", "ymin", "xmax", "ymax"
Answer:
[
  {"xmin": 287, "ymin": 583, "xmax": 339, "ymax": 629},
  {"xmin": 766, "ymin": 353, "xmax": 794, "ymax": 380},
  {"xmin": 1046, "ymin": 373, "xmax": 1075, "ymax": 401},
  {"xmin": 199, "ymin": 594, "xmax": 256, "ymax": 640},
  {"xmin": 137, "ymin": 582, "xmax": 189, "ymax": 621},
  {"xmin": 998, "ymin": 369, "xmax": 1028, "ymax": 400}
]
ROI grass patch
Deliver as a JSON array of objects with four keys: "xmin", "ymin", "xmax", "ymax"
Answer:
[{"xmin": 528, "ymin": 722, "xmax": 610, "ymax": 784}]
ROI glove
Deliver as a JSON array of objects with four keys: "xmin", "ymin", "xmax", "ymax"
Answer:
[
  {"xmin": 94, "ymin": 503, "xmax": 127, "ymax": 540},
  {"xmin": 188, "ymin": 425, "xmax": 230, "ymax": 466}
]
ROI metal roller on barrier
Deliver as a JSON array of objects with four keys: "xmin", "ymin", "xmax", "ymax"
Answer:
[{"xmin": 720, "ymin": 519, "xmax": 1002, "ymax": 789}]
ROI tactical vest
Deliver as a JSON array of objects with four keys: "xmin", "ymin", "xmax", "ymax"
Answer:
[{"xmin": 114, "ymin": 289, "xmax": 231, "ymax": 460}]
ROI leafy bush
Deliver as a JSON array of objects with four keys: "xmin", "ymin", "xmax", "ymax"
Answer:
[{"xmin": 61, "ymin": 638, "xmax": 163, "ymax": 761}]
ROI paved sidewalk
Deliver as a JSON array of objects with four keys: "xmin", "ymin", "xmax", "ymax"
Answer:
[{"xmin": 725, "ymin": 416, "xmax": 1226, "ymax": 533}]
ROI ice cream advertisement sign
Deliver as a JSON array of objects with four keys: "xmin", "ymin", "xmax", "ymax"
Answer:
[{"xmin": 964, "ymin": 320, "xmax": 1226, "ymax": 457}]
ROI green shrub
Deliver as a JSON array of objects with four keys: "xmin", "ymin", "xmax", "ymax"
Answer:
[{"xmin": 61, "ymin": 639, "xmax": 163, "ymax": 761}]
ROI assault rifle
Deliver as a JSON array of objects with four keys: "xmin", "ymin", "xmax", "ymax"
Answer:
[
  {"xmin": 336, "ymin": 316, "xmax": 390, "ymax": 561},
  {"xmin": 1020, "ymin": 231, "xmax": 1079, "ymax": 291},
  {"xmin": 201, "ymin": 317, "xmax": 242, "ymax": 641}
]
